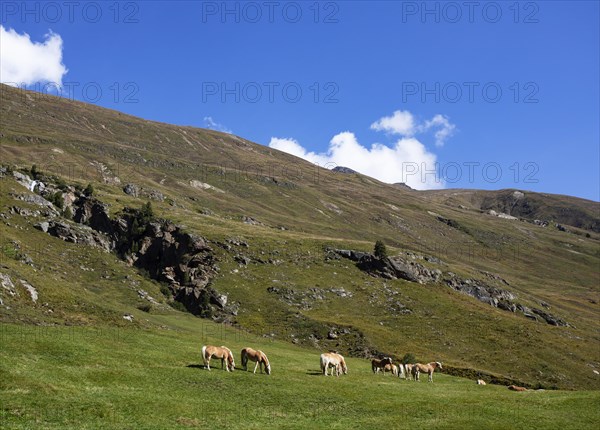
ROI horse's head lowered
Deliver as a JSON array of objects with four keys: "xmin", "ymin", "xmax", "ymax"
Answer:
[
  {"xmin": 435, "ymin": 361, "xmax": 443, "ymax": 370},
  {"xmin": 222, "ymin": 347, "xmax": 235, "ymax": 371}
]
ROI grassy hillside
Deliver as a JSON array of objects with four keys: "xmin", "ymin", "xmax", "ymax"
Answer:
[
  {"xmin": 2, "ymin": 321, "xmax": 599, "ymax": 430},
  {"xmin": 1, "ymin": 82, "xmax": 599, "ymax": 404}
]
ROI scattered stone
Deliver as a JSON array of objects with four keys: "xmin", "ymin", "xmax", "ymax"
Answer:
[
  {"xmin": 123, "ymin": 183, "xmax": 140, "ymax": 197},
  {"xmin": 123, "ymin": 314, "xmax": 134, "ymax": 322},
  {"xmin": 0, "ymin": 273, "xmax": 17, "ymax": 297},
  {"xmin": 241, "ymin": 216, "xmax": 262, "ymax": 225},
  {"xmin": 189, "ymin": 180, "xmax": 225, "ymax": 193},
  {"xmin": 19, "ymin": 280, "xmax": 38, "ymax": 303}
]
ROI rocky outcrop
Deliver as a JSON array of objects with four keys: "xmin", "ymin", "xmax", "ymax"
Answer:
[
  {"xmin": 332, "ymin": 166, "xmax": 357, "ymax": 174},
  {"xmin": 73, "ymin": 196, "xmax": 113, "ymax": 234},
  {"xmin": 330, "ymin": 247, "xmax": 568, "ymax": 327},
  {"xmin": 15, "ymin": 173, "xmax": 230, "ymax": 320},
  {"xmin": 445, "ymin": 274, "xmax": 516, "ymax": 307},
  {"xmin": 329, "ymin": 249, "xmax": 441, "ymax": 284},
  {"xmin": 444, "ymin": 274, "xmax": 568, "ymax": 326},
  {"xmin": 123, "ymin": 183, "xmax": 165, "ymax": 201},
  {"xmin": 35, "ymin": 220, "xmax": 113, "ymax": 251}
]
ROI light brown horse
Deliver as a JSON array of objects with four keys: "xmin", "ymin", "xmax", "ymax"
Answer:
[
  {"xmin": 383, "ymin": 363, "xmax": 399, "ymax": 376},
  {"xmin": 202, "ymin": 345, "xmax": 235, "ymax": 371},
  {"xmin": 320, "ymin": 352, "xmax": 347, "ymax": 376},
  {"xmin": 414, "ymin": 361, "xmax": 442, "ymax": 382},
  {"xmin": 372, "ymin": 357, "xmax": 393, "ymax": 374},
  {"xmin": 404, "ymin": 363, "xmax": 416, "ymax": 380},
  {"xmin": 241, "ymin": 347, "xmax": 271, "ymax": 375}
]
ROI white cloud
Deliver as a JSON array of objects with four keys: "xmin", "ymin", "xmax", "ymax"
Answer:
[
  {"xmin": 268, "ymin": 109, "xmax": 457, "ymax": 189},
  {"xmin": 203, "ymin": 116, "xmax": 232, "ymax": 134},
  {"xmin": 370, "ymin": 110, "xmax": 456, "ymax": 147},
  {"xmin": 0, "ymin": 26, "xmax": 67, "ymax": 86},
  {"xmin": 268, "ymin": 132, "xmax": 444, "ymax": 190},
  {"xmin": 420, "ymin": 114, "xmax": 456, "ymax": 147},
  {"xmin": 370, "ymin": 110, "xmax": 415, "ymax": 136}
]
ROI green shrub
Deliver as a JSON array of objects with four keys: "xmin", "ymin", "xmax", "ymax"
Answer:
[
  {"xmin": 169, "ymin": 300, "xmax": 187, "ymax": 312},
  {"xmin": 51, "ymin": 192, "xmax": 64, "ymax": 209},
  {"xmin": 137, "ymin": 304, "xmax": 152, "ymax": 313},
  {"xmin": 84, "ymin": 183, "xmax": 95, "ymax": 196},
  {"xmin": 159, "ymin": 284, "xmax": 172, "ymax": 297},
  {"xmin": 401, "ymin": 353, "xmax": 416, "ymax": 364},
  {"xmin": 63, "ymin": 207, "xmax": 73, "ymax": 219}
]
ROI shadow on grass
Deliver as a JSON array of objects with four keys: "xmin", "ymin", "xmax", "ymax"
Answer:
[
  {"xmin": 306, "ymin": 370, "xmax": 324, "ymax": 376},
  {"xmin": 187, "ymin": 364, "xmax": 205, "ymax": 369},
  {"xmin": 187, "ymin": 363, "xmax": 243, "ymax": 371}
]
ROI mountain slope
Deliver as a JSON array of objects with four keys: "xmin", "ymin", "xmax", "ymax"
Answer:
[{"xmin": 1, "ymin": 84, "xmax": 599, "ymax": 390}]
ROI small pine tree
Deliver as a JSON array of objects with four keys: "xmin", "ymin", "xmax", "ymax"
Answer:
[
  {"xmin": 84, "ymin": 183, "xmax": 95, "ymax": 196},
  {"xmin": 30, "ymin": 164, "xmax": 39, "ymax": 179},
  {"xmin": 141, "ymin": 201, "xmax": 154, "ymax": 221},
  {"xmin": 63, "ymin": 206, "xmax": 73, "ymax": 219},
  {"xmin": 374, "ymin": 240, "xmax": 388, "ymax": 259}
]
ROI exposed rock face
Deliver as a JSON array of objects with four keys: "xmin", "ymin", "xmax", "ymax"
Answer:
[
  {"xmin": 444, "ymin": 274, "xmax": 567, "ymax": 326},
  {"xmin": 445, "ymin": 274, "xmax": 516, "ymax": 307},
  {"xmin": 329, "ymin": 249, "xmax": 441, "ymax": 284},
  {"xmin": 123, "ymin": 183, "xmax": 165, "ymax": 201},
  {"xmin": 332, "ymin": 166, "xmax": 357, "ymax": 174},
  {"xmin": 330, "ymin": 248, "xmax": 568, "ymax": 327},
  {"xmin": 35, "ymin": 220, "xmax": 113, "ymax": 251},
  {"xmin": 73, "ymin": 196, "xmax": 113, "ymax": 235},
  {"xmin": 16, "ymin": 174, "xmax": 229, "ymax": 320}
]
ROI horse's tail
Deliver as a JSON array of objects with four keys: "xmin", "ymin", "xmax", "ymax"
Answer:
[
  {"xmin": 201, "ymin": 345, "xmax": 207, "ymax": 365},
  {"xmin": 241, "ymin": 348, "xmax": 247, "ymax": 369}
]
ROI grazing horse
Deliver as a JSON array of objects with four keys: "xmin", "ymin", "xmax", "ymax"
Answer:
[
  {"xmin": 372, "ymin": 357, "xmax": 393, "ymax": 374},
  {"xmin": 404, "ymin": 363, "xmax": 416, "ymax": 380},
  {"xmin": 241, "ymin": 347, "xmax": 271, "ymax": 375},
  {"xmin": 320, "ymin": 352, "xmax": 347, "ymax": 376},
  {"xmin": 414, "ymin": 362, "xmax": 442, "ymax": 382},
  {"xmin": 383, "ymin": 363, "xmax": 399, "ymax": 376},
  {"xmin": 477, "ymin": 379, "xmax": 487, "ymax": 385},
  {"xmin": 201, "ymin": 345, "xmax": 235, "ymax": 372}
]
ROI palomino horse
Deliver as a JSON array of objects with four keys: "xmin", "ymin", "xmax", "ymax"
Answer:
[
  {"xmin": 371, "ymin": 357, "xmax": 393, "ymax": 374},
  {"xmin": 414, "ymin": 362, "xmax": 442, "ymax": 382},
  {"xmin": 320, "ymin": 352, "xmax": 347, "ymax": 376},
  {"xmin": 404, "ymin": 363, "xmax": 416, "ymax": 380},
  {"xmin": 241, "ymin": 347, "xmax": 271, "ymax": 375},
  {"xmin": 383, "ymin": 363, "xmax": 399, "ymax": 376},
  {"xmin": 201, "ymin": 345, "xmax": 235, "ymax": 371},
  {"xmin": 476, "ymin": 379, "xmax": 486, "ymax": 385}
]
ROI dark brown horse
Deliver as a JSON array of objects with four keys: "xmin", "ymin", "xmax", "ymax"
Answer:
[{"xmin": 371, "ymin": 357, "xmax": 393, "ymax": 374}]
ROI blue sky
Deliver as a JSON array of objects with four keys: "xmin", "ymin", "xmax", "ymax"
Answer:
[{"xmin": 1, "ymin": 1, "xmax": 598, "ymax": 200}]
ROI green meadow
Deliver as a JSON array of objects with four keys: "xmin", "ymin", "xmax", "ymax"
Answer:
[{"xmin": 1, "ymin": 318, "xmax": 598, "ymax": 430}]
